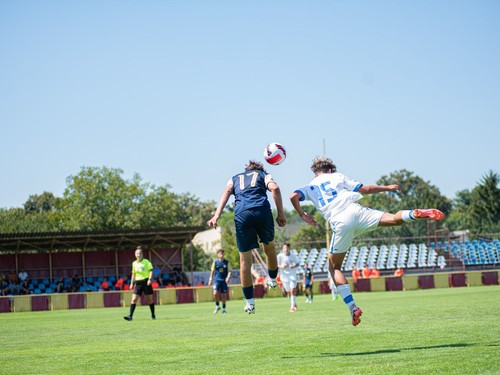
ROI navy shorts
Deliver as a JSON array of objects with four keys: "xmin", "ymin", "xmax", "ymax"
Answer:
[
  {"xmin": 212, "ymin": 281, "xmax": 228, "ymax": 293},
  {"xmin": 304, "ymin": 282, "xmax": 313, "ymax": 289},
  {"xmin": 133, "ymin": 279, "xmax": 153, "ymax": 296},
  {"xmin": 234, "ymin": 207, "xmax": 275, "ymax": 252}
]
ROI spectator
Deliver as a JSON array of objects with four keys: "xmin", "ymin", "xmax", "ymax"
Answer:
[
  {"xmin": 18, "ymin": 269, "xmax": 29, "ymax": 283},
  {"xmin": 370, "ymin": 266, "xmax": 380, "ymax": 278},
  {"xmin": 255, "ymin": 275, "xmax": 265, "ymax": 286},
  {"xmin": 101, "ymin": 277, "xmax": 110, "ymax": 291},
  {"xmin": 56, "ymin": 277, "xmax": 65, "ymax": 293},
  {"xmin": 362, "ymin": 265, "xmax": 371, "ymax": 279},
  {"xmin": 351, "ymin": 266, "xmax": 360, "ymax": 283},
  {"xmin": 8, "ymin": 270, "xmax": 18, "ymax": 283},
  {"xmin": 20, "ymin": 279, "xmax": 30, "ymax": 295},
  {"xmin": 394, "ymin": 268, "xmax": 405, "ymax": 277},
  {"xmin": 7, "ymin": 279, "xmax": 19, "ymax": 295},
  {"xmin": 152, "ymin": 266, "xmax": 162, "ymax": 286},
  {"xmin": 1, "ymin": 279, "xmax": 11, "ymax": 296},
  {"xmin": 71, "ymin": 275, "xmax": 82, "ymax": 292},
  {"xmin": 115, "ymin": 276, "xmax": 125, "ymax": 290}
]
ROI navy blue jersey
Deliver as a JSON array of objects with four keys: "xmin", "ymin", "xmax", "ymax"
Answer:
[
  {"xmin": 304, "ymin": 267, "xmax": 313, "ymax": 284},
  {"xmin": 211, "ymin": 259, "xmax": 231, "ymax": 282},
  {"xmin": 231, "ymin": 170, "xmax": 271, "ymax": 215}
]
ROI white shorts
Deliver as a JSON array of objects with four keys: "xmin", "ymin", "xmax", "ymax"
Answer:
[
  {"xmin": 281, "ymin": 277, "xmax": 297, "ymax": 292},
  {"xmin": 329, "ymin": 203, "xmax": 383, "ymax": 254}
]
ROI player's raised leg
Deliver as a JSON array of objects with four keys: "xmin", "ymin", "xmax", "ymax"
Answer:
[{"xmin": 379, "ymin": 209, "xmax": 445, "ymax": 226}]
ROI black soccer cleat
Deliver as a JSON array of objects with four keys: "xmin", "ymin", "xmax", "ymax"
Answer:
[{"xmin": 123, "ymin": 315, "xmax": 132, "ymax": 321}]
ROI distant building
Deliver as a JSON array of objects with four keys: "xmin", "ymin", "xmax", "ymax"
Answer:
[{"xmin": 192, "ymin": 227, "xmax": 221, "ymax": 255}]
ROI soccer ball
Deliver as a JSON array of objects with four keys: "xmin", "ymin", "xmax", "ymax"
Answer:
[{"xmin": 263, "ymin": 142, "xmax": 286, "ymax": 165}]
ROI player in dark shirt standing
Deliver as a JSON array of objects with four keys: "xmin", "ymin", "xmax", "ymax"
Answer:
[
  {"xmin": 208, "ymin": 249, "xmax": 232, "ymax": 314},
  {"xmin": 303, "ymin": 262, "xmax": 314, "ymax": 303},
  {"xmin": 207, "ymin": 160, "xmax": 286, "ymax": 314}
]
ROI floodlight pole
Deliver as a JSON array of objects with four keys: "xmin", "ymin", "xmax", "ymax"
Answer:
[{"xmin": 323, "ymin": 138, "xmax": 330, "ymax": 249}]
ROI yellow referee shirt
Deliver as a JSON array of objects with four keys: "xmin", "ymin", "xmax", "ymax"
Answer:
[{"xmin": 132, "ymin": 259, "xmax": 153, "ymax": 281}]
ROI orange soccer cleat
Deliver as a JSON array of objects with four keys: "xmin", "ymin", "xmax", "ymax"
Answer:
[
  {"xmin": 351, "ymin": 307, "xmax": 363, "ymax": 326},
  {"xmin": 413, "ymin": 209, "xmax": 445, "ymax": 221}
]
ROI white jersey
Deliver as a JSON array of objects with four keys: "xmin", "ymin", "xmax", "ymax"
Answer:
[
  {"xmin": 277, "ymin": 252, "xmax": 299, "ymax": 281},
  {"xmin": 293, "ymin": 172, "xmax": 363, "ymax": 222}
]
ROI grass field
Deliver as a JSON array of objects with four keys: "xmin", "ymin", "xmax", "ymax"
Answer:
[{"xmin": 1, "ymin": 286, "xmax": 499, "ymax": 374}]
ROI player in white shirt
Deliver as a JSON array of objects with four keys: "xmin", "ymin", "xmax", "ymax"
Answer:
[
  {"xmin": 290, "ymin": 156, "xmax": 445, "ymax": 326},
  {"xmin": 328, "ymin": 271, "xmax": 338, "ymax": 301},
  {"xmin": 277, "ymin": 242, "xmax": 300, "ymax": 312}
]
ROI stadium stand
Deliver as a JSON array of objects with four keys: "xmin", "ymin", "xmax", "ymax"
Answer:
[
  {"xmin": 2, "ymin": 234, "xmax": 499, "ymax": 296},
  {"xmin": 291, "ymin": 238, "xmax": 499, "ymax": 278}
]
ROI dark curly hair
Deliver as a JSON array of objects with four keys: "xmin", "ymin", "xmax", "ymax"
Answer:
[
  {"xmin": 245, "ymin": 160, "xmax": 266, "ymax": 172},
  {"xmin": 311, "ymin": 156, "xmax": 337, "ymax": 174}
]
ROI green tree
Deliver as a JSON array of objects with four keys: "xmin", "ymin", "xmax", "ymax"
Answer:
[
  {"xmin": 60, "ymin": 166, "xmax": 147, "ymax": 230},
  {"xmin": 469, "ymin": 171, "xmax": 500, "ymax": 234},
  {"xmin": 0, "ymin": 208, "xmax": 57, "ymax": 233},
  {"xmin": 360, "ymin": 169, "xmax": 451, "ymax": 239},
  {"xmin": 289, "ymin": 205, "xmax": 326, "ymax": 249},
  {"xmin": 24, "ymin": 192, "xmax": 60, "ymax": 213},
  {"xmin": 446, "ymin": 189, "xmax": 474, "ymax": 232}
]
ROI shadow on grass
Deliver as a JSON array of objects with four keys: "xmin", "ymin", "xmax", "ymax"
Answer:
[{"xmin": 282, "ymin": 343, "xmax": 500, "ymax": 359}]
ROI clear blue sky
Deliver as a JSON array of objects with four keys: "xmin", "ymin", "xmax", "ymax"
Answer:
[{"xmin": 1, "ymin": 1, "xmax": 499, "ymax": 211}]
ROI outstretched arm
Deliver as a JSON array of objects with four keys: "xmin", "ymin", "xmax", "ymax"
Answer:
[
  {"xmin": 207, "ymin": 185, "xmax": 233, "ymax": 229},
  {"xmin": 357, "ymin": 184, "xmax": 400, "ymax": 195},
  {"xmin": 268, "ymin": 181, "xmax": 287, "ymax": 227},
  {"xmin": 290, "ymin": 191, "xmax": 317, "ymax": 226}
]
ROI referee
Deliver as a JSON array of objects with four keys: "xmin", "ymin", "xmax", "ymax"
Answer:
[{"xmin": 123, "ymin": 246, "xmax": 156, "ymax": 321}]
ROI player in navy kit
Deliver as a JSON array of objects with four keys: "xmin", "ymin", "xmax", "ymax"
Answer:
[
  {"xmin": 208, "ymin": 249, "xmax": 232, "ymax": 314},
  {"xmin": 207, "ymin": 160, "xmax": 286, "ymax": 314},
  {"xmin": 302, "ymin": 262, "xmax": 314, "ymax": 303}
]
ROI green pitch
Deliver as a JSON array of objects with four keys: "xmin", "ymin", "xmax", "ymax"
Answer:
[{"xmin": 1, "ymin": 286, "xmax": 499, "ymax": 374}]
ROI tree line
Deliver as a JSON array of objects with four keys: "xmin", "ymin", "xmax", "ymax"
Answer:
[{"xmin": 1, "ymin": 166, "xmax": 499, "ymax": 270}]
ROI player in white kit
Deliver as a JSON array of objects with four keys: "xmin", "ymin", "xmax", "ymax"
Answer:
[
  {"xmin": 277, "ymin": 242, "xmax": 300, "ymax": 312},
  {"xmin": 290, "ymin": 156, "xmax": 445, "ymax": 326}
]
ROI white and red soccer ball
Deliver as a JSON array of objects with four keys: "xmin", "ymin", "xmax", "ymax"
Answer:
[{"xmin": 263, "ymin": 142, "xmax": 286, "ymax": 165}]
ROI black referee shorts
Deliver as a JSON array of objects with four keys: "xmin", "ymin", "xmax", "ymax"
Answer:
[{"xmin": 133, "ymin": 279, "xmax": 153, "ymax": 296}]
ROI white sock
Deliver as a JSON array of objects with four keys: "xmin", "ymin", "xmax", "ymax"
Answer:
[
  {"xmin": 402, "ymin": 210, "xmax": 416, "ymax": 222},
  {"xmin": 337, "ymin": 284, "xmax": 356, "ymax": 310},
  {"xmin": 291, "ymin": 295, "xmax": 296, "ymax": 307},
  {"xmin": 245, "ymin": 298, "xmax": 255, "ymax": 305}
]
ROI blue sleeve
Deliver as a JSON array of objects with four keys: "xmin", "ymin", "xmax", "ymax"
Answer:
[{"xmin": 294, "ymin": 189, "xmax": 305, "ymax": 201}]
